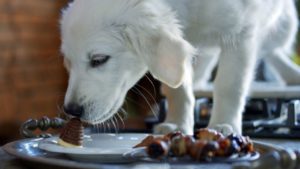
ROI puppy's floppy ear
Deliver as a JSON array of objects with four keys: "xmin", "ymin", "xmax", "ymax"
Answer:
[
  {"xmin": 146, "ymin": 31, "xmax": 195, "ymax": 88},
  {"xmin": 124, "ymin": 26, "xmax": 195, "ymax": 88}
]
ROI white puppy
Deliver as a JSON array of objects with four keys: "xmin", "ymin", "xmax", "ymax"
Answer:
[{"xmin": 60, "ymin": 0, "xmax": 299, "ymax": 135}]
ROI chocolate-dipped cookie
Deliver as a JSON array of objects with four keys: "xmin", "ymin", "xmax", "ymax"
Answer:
[{"xmin": 58, "ymin": 118, "xmax": 84, "ymax": 147}]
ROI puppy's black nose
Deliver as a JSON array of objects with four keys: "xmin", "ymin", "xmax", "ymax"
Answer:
[{"xmin": 64, "ymin": 103, "xmax": 84, "ymax": 117}]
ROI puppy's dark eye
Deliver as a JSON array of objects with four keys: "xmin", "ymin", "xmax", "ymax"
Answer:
[{"xmin": 90, "ymin": 54, "xmax": 110, "ymax": 68}]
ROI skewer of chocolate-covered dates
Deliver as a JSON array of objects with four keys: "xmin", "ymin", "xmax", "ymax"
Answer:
[{"xmin": 134, "ymin": 128, "xmax": 254, "ymax": 160}]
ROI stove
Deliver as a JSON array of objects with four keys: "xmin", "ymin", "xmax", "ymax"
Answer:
[
  {"xmin": 143, "ymin": 81, "xmax": 297, "ymax": 138},
  {"xmin": 192, "ymin": 98, "xmax": 300, "ymax": 139}
]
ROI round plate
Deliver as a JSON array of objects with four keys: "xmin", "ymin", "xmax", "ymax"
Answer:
[
  {"xmin": 3, "ymin": 133, "xmax": 280, "ymax": 168},
  {"xmin": 38, "ymin": 133, "xmax": 148, "ymax": 163}
]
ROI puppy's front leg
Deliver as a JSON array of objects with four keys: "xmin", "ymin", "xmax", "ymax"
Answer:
[
  {"xmin": 208, "ymin": 35, "xmax": 258, "ymax": 135},
  {"xmin": 154, "ymin": 68, "xmax": 195, "ymax": 135}
]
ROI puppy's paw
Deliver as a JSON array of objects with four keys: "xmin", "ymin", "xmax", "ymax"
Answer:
[
  {"xmin": 207, "ymin": 123, "xmax": 235, "ymax": 136},
  {"xmin": 154, "ymin": 123, "xmax": 193, "ymax": 135},
  {"xmin": 154, "ymin": 123, "xmax": 178, "ymax": 134}
]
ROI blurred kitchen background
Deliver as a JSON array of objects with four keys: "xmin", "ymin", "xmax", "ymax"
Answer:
[{"xmin": 0, "ymin": 0, "xmax": 299, "ymax": 145}]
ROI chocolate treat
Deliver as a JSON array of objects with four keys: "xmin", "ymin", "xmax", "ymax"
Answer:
[
  {"xmin": 190, "ymin": 140, "xmax": 219, "ymax": 161},
  {"xmin": 228, "ymin": 139, "xmax": 241, "ymax": 155},
  {"xmin": 133, "ymin": 135, "xmax": 155, "ymax": 148},
  {"xmin": 164, "ymin": 131, "xmax": 183, "ymax": 140},
  {"xmin": 195, "ymin": 128, "xmax": 224, "ymax": 141},
  {"xmin": 183, "ymin": 135, "xmax": 195, "ymax": 155},
  {"xmin": 216, "ymin": 138, "xmax": 231, "ymax": 156},
  {"xmin": 227, "ymin": 133, "xmax": 244, "ymax": 147},
  {"xmin": 170, "ymin": 135, "xmax": 187, "ymax": 156},
  {"xmin": 189, "ymin": 140, "xmax": 207, "ymax": 160},
  {"xmin": 240, "ymin": 136, "xmax": 254, "ymax": 153},
  {"xmin": 147, "ymin": 138, "xmax": 170, "ymax": 159},
  {"xmin": 58, "ymin": 118, "xmax": 84, "ymax": 147},
  {"xmin": 201, "ymin": 141, "xmax": 219, "ymax": 159},
  {"xmin": 169, "ymin": 135, "xmax": 195, "ymax": 157}
]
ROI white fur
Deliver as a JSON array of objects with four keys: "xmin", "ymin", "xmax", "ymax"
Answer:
[{"xmin": 61, "ymin": 0, "xmax": 299, "ymax": 135}]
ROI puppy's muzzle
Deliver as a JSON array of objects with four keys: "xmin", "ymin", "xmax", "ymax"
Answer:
[{"xmin": 64, "ymin": 103, "xmax": 84, "ymax": 118}]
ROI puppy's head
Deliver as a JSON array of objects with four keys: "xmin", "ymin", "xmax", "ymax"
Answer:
[{"xmin": 60, "ymin": 0, "xmax": 195, "ymax": 124}]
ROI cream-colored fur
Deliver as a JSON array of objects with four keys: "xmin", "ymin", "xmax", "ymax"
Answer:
[{"xmin": 61, "ymin": 0, "xmax": 299, "ymax": 135}]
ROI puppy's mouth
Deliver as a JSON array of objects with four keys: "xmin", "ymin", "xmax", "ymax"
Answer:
[
  {"xmin": 81, "ymin": 108, "xmax": 116, "ymax": 125},
  {"xmin": 76, "ymin": 82, "xmax": 128, "ymax": 126},
  {"xmin": 81, "ymin": 96, "xmax": 123, "ymax": 125}
]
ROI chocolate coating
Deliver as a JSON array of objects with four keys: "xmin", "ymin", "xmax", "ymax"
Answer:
[
  {"xmin": 170, "ymin": 135, "xmax": 187, "ymax": 156},
  {"xmin": 59, "ymin": 118, "xmax": 84, "ymax": 146},
  {"xmin": 194, "ymin": 128, "xmax": 224, "ymax": 141},
  {"xmin": 147, "ymin": 139, "xmax": 170, "ymax": 158}
]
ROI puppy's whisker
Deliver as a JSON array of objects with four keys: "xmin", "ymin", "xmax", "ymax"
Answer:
[
  {"xmin": 101, "ymin": 123, "xmax": 104, "ymax": 133},
  {"xmin": 113, "ymin": 116, "xmax": 119, "ymax": 132},
  {"xmin": 132, "ymin": 87, "xmax": 158, "ymax": 119},
  {"xmin": 125, "ymin": 95, "xmax": 145, "ymax": 109},
  {"xmin": 93, "ymin": 124, "xmax": 98, "ymax": 134},
  {"xmin": 103, "ymin": 122, "xmax": 106, "ymax": 133},
  {"xmin": 124, "ymin": 96, "xmax": 135, "ymax": 107},
  {"xmin": 116, "ymin": 111, "xmax": 125, "ymax": 129},
  {"xmin": 106, "ymin": 122, "xmax": 110, "ymax": 132},
  {"xmin": 96, "ymin": 123, "xmax": 100, "ymax": 134},
  {"xmin": 116, "ymin": 116, "xmax": 120, "ymax": 130},
  {"xmin": 111, "ymin": 117, "xmax": 115, "ymax": 130},
  {"xmin": 56, "ymin": 104, "xmax": 64, "ymax": 117},
  {"xmin": 108, "ymin": 118, "xmax": 112, "ymax": 132},
  {"xmin": 144, "ymin": 74, "xmax": 157, "ymax": 98},
  {"xmin": 101, "ymin": 122, "xmax": 105, "ymax": 133},
  {"xmin": 120, "ymin": 107, "xmax": 128, "ymax": 120},
  {"xmin": 93, "ymin": 124, "xmax": 97, "ymax": 134},
  {"xmin": 105, "ymin": 122, "xmax": 109, "ymax": 133},
  {"xmin": 100, "ymin": 122, "xmax": 104, "ymax": 134},
  {"xmin": 123, "ymin": 98, "xmax": 130, "ymax": 115},
  {"xmin": 110, "ymin": 117, "xmax": 118, "ymax": 133},
  {"xmin": 134, "ymin": 84, "xmax": 160, "ymax": 120},
  {"xmin": 135, "ymin": 84, "xmax": 157, "ymax": 106}
]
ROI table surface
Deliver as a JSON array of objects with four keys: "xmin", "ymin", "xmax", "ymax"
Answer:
[{"xmin": 1, "ymin": 138, "xmax": 300, "ymax": 169}]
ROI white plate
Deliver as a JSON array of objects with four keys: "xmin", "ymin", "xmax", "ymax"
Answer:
[{"xmin": 38, "ymin": 133, "xmax": 148, "ymax": 163}]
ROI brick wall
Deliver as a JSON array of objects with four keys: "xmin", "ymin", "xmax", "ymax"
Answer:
[{"xmin": 0, "ymin": 0, "xmax": 68, "ymax": 140}]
